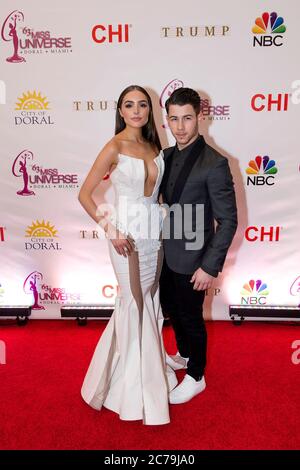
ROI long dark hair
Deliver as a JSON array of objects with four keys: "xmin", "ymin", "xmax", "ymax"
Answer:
[{"xmin": 115, "ymin": 85, "xmax": 161, "ymax": 151}]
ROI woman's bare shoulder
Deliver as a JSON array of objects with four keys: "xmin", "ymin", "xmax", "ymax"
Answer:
[{"xmin": 97, "ymin": 138, "xmax": 120, "ymax": 161}]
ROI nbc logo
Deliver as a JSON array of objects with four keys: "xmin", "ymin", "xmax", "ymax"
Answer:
[
  {"xmin": 241, "ymin": 279, "xmax": 269, "ymax": 305},
  {"xmin": 252, "ymin": 12, "xmax": 286, "ymax": 47},
  {"xmin": 246, "ymin": 155, "xmax": 278, "ymax": 186},
  {"xmin": 14, "ymin": 91, "xmax": 54, "ymax": 125},
  {"xmin": 24, "ymin": 220, "xmax": 61, "ymax": 251}
]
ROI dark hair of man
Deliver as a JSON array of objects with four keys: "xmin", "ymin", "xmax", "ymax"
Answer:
[{"xmin": 165, "ymin": 87, "xmax": 201, "ymax": 115}]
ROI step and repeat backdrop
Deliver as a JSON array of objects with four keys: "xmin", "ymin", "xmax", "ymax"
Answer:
[{"xmin": 0, "ymin": 0, "xmax": 299, "ymax": 319}]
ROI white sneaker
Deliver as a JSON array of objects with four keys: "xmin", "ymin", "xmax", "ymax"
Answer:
[
  {"xmin": 169, "ymin": 374, "xmax": 206, "ymax": 404},
  {"xmin": 166, "ymin": 352, "xmax": 189, "ymax": 371}
]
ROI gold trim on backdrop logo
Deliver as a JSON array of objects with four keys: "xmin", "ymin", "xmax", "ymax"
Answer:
[
  {"xmin": 24, "ymin": 220, "xmax": 62, "ymax": 251},
  {"xmin": 73, "ymin": 100, "xmax": 117, "ymax": 111},
  {"xmin": 14, "ymin": 91, "xmax": 54, "ymax": 126},
  {"xmin": 80, "ymin": 229, "xmax": 104, "ymax": 239},
  {"xmin": 161, "ymin": 25, "xmax": 230, "ymax": 38},
  {"xmin": 205, "ymin": 288, "xmax": 221, "ymax": 297}
]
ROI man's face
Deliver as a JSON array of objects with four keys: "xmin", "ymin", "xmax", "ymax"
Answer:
[{"xmin": 167, "ymin": 104, "xmax": 201, "ymax": 149}]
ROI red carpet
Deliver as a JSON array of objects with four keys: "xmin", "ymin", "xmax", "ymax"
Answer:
[{"xmin": 0, "ymin": 320, "xmax": 299, "ymax": 450}]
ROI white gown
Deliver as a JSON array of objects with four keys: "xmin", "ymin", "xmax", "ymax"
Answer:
[{"xmin": 81, "ymin": 151, "xmax": 177, "ymax": 425}]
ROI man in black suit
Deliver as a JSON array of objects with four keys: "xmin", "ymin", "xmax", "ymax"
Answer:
[{"xmin": 159, "ymin": 88, "xmax": 237, "ymax": 404}]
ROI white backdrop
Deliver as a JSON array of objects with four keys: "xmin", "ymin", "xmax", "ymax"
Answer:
[{"xmin": 0, "ymin": 0, "xmax": 299, "ymax": 319}]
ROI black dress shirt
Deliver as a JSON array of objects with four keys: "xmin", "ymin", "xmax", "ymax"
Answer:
[{"xmin": 165, "ymin": 134, "xmax": 202, "ymax": 203}]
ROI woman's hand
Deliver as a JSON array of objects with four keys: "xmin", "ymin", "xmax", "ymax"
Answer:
[{"xmin": 105, "ymin": 222, "xmax": 135, "ymax": 257}]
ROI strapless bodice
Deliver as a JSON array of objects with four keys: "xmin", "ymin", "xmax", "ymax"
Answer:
[{"xmin": 107, "ymin": 151, "xmax": 165, "ymax": 252}]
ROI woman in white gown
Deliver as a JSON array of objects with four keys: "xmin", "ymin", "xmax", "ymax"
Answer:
[{"xmin": 78, "ymin": 85, "xmax": 177, "ymax": 425}]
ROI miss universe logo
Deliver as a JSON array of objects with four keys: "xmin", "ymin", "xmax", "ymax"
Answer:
[
  {"xmin": 159, "ymin": 79, "xmax": 184, "ymax": 128},
  {"xmin": 12, "ymin": 149, "xmax": 79, "ymax": 196},
  {"xmin": 23, "ymin": 271, "xmax": 80, "ymax": 310},
  {"xmin": 1, "ymin": 10, "xmax": 72, "ymax": 63}
]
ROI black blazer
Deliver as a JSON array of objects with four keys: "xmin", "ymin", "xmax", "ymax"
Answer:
[{"xmin": 159, "ymin": 136, "xmax": 238, "ymax": 276}]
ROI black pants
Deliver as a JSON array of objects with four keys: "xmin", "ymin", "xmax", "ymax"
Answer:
[{"xmin": 159, "ymin": 260, "xmax": 207, "ymax": 381}]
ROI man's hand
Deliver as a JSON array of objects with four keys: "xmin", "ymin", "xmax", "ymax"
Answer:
[{"xmin": 190, "ymin": 268, "xmax": 214, "ymax": 291}]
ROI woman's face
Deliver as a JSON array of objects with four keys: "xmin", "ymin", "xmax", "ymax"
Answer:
[{"xmin": 119, "ymin": 90, "xmax": 150, "ymax": 128}]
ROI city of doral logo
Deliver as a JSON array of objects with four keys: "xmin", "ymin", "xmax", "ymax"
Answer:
[
  {"xmin": 241, "ymin": 279, "xmax": 269, "ymax": 305},
  {"xmin": 14, "ymin": 90, "xmax": 54, "ymax": 125},
  {"xmin": 25, "ymin": 220, "xmax": 61, "ymax": 251},
  {"xmin": 159, "ymin": 79, "xmax": 184, "ymax": 128},
  {"xmin": 246, "ymin": 155, "xmax": 278, "ymax": 186},
  {"xmin": 23, "ymin": 271, "xmax": 80, "ymax": 310},
  {"xmin": 252, "ymin": 12, "xmax": 286, "ymax": 47},
  {"xmin": 1, "ymin": 9, "xmax": 72, "ymax": 63}
]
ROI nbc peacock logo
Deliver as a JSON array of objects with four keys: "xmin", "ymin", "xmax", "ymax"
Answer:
[
  {"xmin": 241, "ymin": 279, "xmax": 269, "ymax": 305},
  {"xmin": 14, "ymin": 90, "xmax": 54, "ymax": 126},
  {"xmin": 252, "ymin": 12, "xmax": 286, "ymax": 47},
  {"xmin": 246, "ymin": 155, "xmax": 278, "ymax": 186},
  {"xmin": 24, "ymin": 219, "xmax": 61, "ymax": 251}
]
